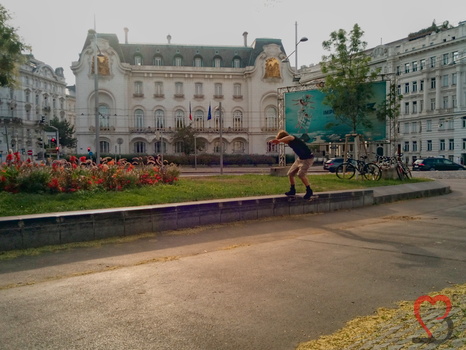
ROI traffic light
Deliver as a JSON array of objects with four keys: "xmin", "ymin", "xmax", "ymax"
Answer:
[
  {"xmin": 87, "ymin": 147, "xmax": 91, "ymax": 152},
  {"xmin": 51, "ymin": 137, "xmax": 57, "ymax": 144}
]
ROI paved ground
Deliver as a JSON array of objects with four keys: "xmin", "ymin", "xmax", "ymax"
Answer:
[{"xmin": 0, "ymin": 176, "xmax": 465, "ymax": 350}]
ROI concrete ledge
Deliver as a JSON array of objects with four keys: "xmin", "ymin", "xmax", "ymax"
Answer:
[{"xmin": 0, "ymin": 181, "xmax": 450, "ymax": 251}]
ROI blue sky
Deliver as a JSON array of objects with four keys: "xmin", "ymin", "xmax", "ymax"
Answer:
[{"xmin": 3, "ymin": 0, "xmax": 465, "ymax": 84}]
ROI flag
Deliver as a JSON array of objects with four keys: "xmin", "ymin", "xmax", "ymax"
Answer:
[
  {"xmin": 189, "ymin": 102, "xmax": 192, "ymax": 121},
  {"xmin": 207, "ymin": 103, "xmax": 212, "ymax": 120}
]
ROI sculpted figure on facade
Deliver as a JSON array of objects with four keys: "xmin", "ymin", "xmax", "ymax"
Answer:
[{"xmin": 264, "ymin": 57, "xmax": 281, "ymax": 78}]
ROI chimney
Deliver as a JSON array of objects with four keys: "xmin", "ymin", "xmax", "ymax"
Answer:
[
  {"xmin": 124, "ymin": 27, "xmax": 129, "ymax": 44},
  {"xmin": 243, "ymin": 31, "xmax": 248, "ymax": 47},
  {"xmin": 167, "ymin": 34, "xmax": 172, "ymax": 44}
]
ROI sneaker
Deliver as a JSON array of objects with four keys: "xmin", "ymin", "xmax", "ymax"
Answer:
[
  {"xmin": 285, "ymin": 188, "xmax": 296, "ymax": 196},
  {"xmin": 303, "ymin": 188, "xmax": 313, "ymax": 200}
]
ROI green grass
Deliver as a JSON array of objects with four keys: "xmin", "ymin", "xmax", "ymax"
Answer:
[{"xmin": 0, "ymin": 174, "xmax": 428, "ymax": 217}]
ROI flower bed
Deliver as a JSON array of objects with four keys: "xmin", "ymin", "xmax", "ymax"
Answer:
[{"xmin": 0, "ymin": 152, "xmax": 180, "ymax": 194}]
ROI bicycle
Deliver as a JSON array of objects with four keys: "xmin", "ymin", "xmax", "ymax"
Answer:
[
  {"xmin": 394, "ymin": 154, "xmax": 412, "ymax": 180},
  {"xmin": 336, "ymin": 155, "xmax": 382, "ymax": 181}
]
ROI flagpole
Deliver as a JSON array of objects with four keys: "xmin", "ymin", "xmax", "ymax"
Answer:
[{"xmin": 219, "ymin": 102, "xmax": 223, "ymax": 175}]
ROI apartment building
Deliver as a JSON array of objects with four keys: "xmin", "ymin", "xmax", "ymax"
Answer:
[
  {"xmin": 71, "ymin": 30, "xmax": 295, "ymax": 157},
  {"xmin": 0, "ymin": 55, "xmax": 70, "ymax": 159}
]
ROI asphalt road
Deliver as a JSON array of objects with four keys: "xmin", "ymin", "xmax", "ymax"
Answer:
[{"xmin": 0, "ymin": 179, "xmax": 465, "ymax": 350}]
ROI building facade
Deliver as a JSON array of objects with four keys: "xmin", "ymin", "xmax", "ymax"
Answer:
[
  {"xmin": 0, "ymin": 54, "xmax": 71, "ymax": 159},
  {"xmin": 300, "ymin": 21, "xmax": 466, "ymax": 165},
  {"xmin": 71, "ymin": 30, "xmax": 295, "ymax": 158}
]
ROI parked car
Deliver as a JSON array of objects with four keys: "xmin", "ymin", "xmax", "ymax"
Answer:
[
  {"xmin": 412, "ymin": 158, "xmax": 465, "ymax": 171},
  {"xmin": 323, "ymin": 158, "xmax": 344, "ymax": 172}
]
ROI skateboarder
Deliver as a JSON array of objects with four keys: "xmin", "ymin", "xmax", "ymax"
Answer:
[{"xmin": 269, "ymin": 130, "xmax": 315, "ymax": 199}]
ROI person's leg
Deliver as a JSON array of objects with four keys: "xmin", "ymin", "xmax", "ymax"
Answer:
[
  {"xmin": 286, "ymin": 160, "xmax": 299, "ymax": 195},
  {"xmin": 297, "ymin": 158, "xmax": 314, "ymax": 199}
]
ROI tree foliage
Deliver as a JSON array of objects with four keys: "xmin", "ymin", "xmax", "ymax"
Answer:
[
  {"xmin": 0, "ymin": 5, "xmax": 28, "ymax": 87},
  {"xmin": 46, "ymin": 117, "xmax": 77, "ymax": 149},
  {"xmin": 172, "ymin": 125, "xmax": 205, "ymax": 155},
  {"xmin": 320, "ymin": 24, "xmax": 380, "ymax": 133}
]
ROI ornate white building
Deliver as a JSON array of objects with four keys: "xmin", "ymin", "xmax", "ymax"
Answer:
[
  {"xmin": 71, "ymin": 30, "xmax": 295, "ymax": 158},
  {"xmin": 300, "ymin": 21, "xmax": 466, "ymax": 165},
  {"xmin": 0, "ymin": 55, "xmax": 70, "ymax": 159}
]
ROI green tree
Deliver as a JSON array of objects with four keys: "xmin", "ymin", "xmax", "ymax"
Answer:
[
  {"xmin": 172, "ymin": 125, "xmax": 205, "ymax": 155},
  {"xmin": 45, "ymin": 117, "xmax": 77, "ymax": 149},
  {"xmin": 0, "ymin": 5, "xmax": 28, "ymax": 87},
  {"xmin": 320, "ymin": 24, "xmax": 380, "ymax": 133}
]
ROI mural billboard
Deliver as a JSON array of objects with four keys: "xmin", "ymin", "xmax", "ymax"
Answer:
[{"xmin": 284, "ymin": 81, "xmax": 387, "ymax": 142}]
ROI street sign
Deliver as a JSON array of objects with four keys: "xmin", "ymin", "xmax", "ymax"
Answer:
[{"xmin": 27, "ymin": 150, "xmax": 33, "ymax": 155}]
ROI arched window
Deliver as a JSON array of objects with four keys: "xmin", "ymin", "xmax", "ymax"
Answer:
[
  {"xmin": 213, "ymin": 56, "xmax": 222, "ymax": 68},
  {"xmin": 154, "ymin": 109, "xmax": 165, "ymax": 129},
  {"xmin": 134, "ymin": 141, "xmax": 146, "ymax": 154},
  {"xmin": 233, "ymin": 110, "xmax": 243, "ymax": 131},
  {"xmin": 194, "ymin": 109, "xmax": 204, "ymax": 131},
  {"xmin": 134, "ymin": 55, "xmax": 143, "ymax": 66},
  {"xmin": 153, "ymin": 55, "xmax": 163, "ymax": 66},
  {"xmin": 174, "ymin": 55, "xmax": 183, "ymax": 66},
  {"xmin": 175, "ymin": 141, "xmax": 184, "ymax": 153},
  {"xmin": 193, "ymin": 56, "xmax": 203, "ymax": 67},
  {"xmin": 100, "ymin": 140, "xmax": 110, "ymax": 154},
  {"xmin": 232, "ymin": 57, "xmax": 241, "ymax": 68},
  {"xmin": 99, "ymin": 105, "xmax": 110, "ymax": 128},
  {"xmin": 267, "ymin": 140, "xmax": 279, "ymax": 153},
  {"xmin": 175, "ymin": 109, "xmax": 185, "ymax": 129},
  {"xmin": 214, "ymin": 108, "xmax": 223, "ymax": 131},
  {"xmin": 232, "ymin": 140, "xmax": 245, "ymax": 153},
  {"xmin": 135, "ymin": 109, "xmax": 144, "ymax": 130},
  {"xmin": 154, "ymin": 140, "xmax": 165, "ymax": 154},
  {"xmin": 265, "ymin": 106, "xmax": 278, "ymax": 131}
]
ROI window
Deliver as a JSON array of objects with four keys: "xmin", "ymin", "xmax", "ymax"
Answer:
[
  {"xmin": 412, "ymin": 61, "xmax": 418, "ymax": 72},
  {"xmin": 233, "ymin": 83, "xmax": 242, "ymax": 97},
  {"xmin": 213, "ymin": 57, "xmax": 222, "ymax": 68},
  {"xmin": 214, "ymin": 83, "xmax": 223, "ymax": 97},
  {"xmin": 430, "ymin": 56, "xmax": 436, "ymax": 68},
  {"xmin": 175, "ymin": 82, "xmax": 184, "ymax": 96},
  {"xmin": 396, "ymin": 66, "xmax": 401, "ymax": 75},
  {"xmin": 412, "ymin": 81, "xmax": 417, "ymax": 92},
  {"xmin": 404, "ymin": 63, "xmax": 410, "ymax": 73},
  {"xmin": 447, "ymin": 118, "xmax": 454, "ymax": 130},
  {"xmin": 99, "ymin": 105, "xmax": 110, "ymax": 128},
  {"xmin": 134, "ymin": 141, "xmax": 146, "ymax": 154},
  {"xmin": 452, "ymin": 95, "xmax": 457, "ymax": 108},
  {"xmin": 452, "ymin": 73, "xmax": 457, "ymax": 85},
  {"xmin": 194, "ymin": 83, "xmax": 203, "ymax": 97},
  {"xmin": 153, "ymin": 55, "xmax": 163, "ymax": 66},
  {"xmin": 412, "ymin": 141, "xmax": 418, "ymax": 152},
  {"xmin": 412, "ymin": 101, "xmax": 418, "ymax": 114},
  {"xmin": 404, "ymin": 141, "xmax": 409, "ymax": 152},
  {"xmin": 232, "ymin": 57, "xmax": 241, "ymax": 68},
  {"xmin": 267, "ymin": 140, "xmax": 279, "ymax": 153},
  {"xmin": 463, "ymin": 138, "xmax": 466, "ymax": 150},
  {"xmin": 404, "ymin": 83, "xmax": 410, "ymax": 94},
  {"xmin": 265, "ymin": 106, "xmax": 278, "ymax": 131},
  {"xmin": 420, "ymin": 100, "xmax": 424, "ymax": 113},
  {"xmin": 403, "ymin": 122, "xmax": 409, "ymax": 134},
  {"xmin": 426, "ymin": 120, "xmax": 432, "ymax": 131},
  {"xmin": 439, "ymin": 139, "xmax": 445, "ymax": 151},
  {"xmin": 443, "ymin": 53, "xmax": 449, "ymax": 65},
  {"xmin": 449, "ymin": 139, "xmax": 454, "ymax": 151},
  {"xmin": 25, "ymin": 90, "xmax": 30, "ymax": 103},
  {"xmin": 194, "ymin": 109, "xmax": 204, "ymax": 130},
  {"xmin": 404, "ymin": 102, "xmax": 409, "ymax": 114},
  {"xmin": 214, "ymin": 140, "xmax": 226, "ymax": 153},
  {"xmin": 411, "ymin": 122, "xmax": 418, "ymax": 133},
  {"xmin": 442, "ymin": 75, "xmax": 449, "ymax": 87},
  {"xmin": 439, "ymin": 118, "xmax": 445, "ymax": 130},
  {"xmin": 463, "ymin": 117, "xmax": 466, "ymax": 128},
  {"xmin": 154, "ymin": 139, "xmax": 165, "ymax": 154},
  {"xmin": 175, "ymin": 141, "xmax": 184, "ymax": 153},
  {"xmin": 214, "ymin": 109, "xmax": 223, "ymax": 131},
  {"xmin": 193, "ymin": 56, "xmax": 203, "ymax": 67},
  {"xmin": 427, "ymin": 140, "xmax": 432, "ymax": 151},
  {"xmin": 175, "ymin": 109, "xmax": 185, "ymax": 129},
  {"xmin": 135, "ymin": 109, "xmax": 144, "ymax": 129},
  {"xmin": 134, "ymin": 81, "xmax": 143, "ymax": 96},
  {"xmin": 420, "ymin": 59, "xmax": 426, "ymax": 70},
  {"xmin": 174, "ymin": 55, "xmax": 182, "ymax": 66},
  {"xmin": 154, "ymin": 82, "xmax": 163, "ymax": 96},
  {"xmin": 154, "ymin": 109, "xmax": 164, "ymax": 129},
  {"xmin": 100, "ymin": 141, "xmax": 110, "ymax": 154},
  {"xmin": 397, "ymin": 85, "xmax": 401, "ymax": 95},
  {"xmin": 134, "ymin": 55, "xmax": 143, "ymax": 66},
  {"xmin": 443, "ymin": 96, "xmax": 449, "ymax": 109},
  {"xmin": 232, "ymin": 110, "xmax": 243, "ymax": 131},
  {"xmin": 430, "ymin": 99, "xmax": 436, "ymax": 111},
  {"xmin": 232, "ymin": 140, "xmax": 245, "ymax": 153},
  {"xmin": 420, "ymin": 80, "xmax": 424, "ymax": 91},
  {"xmin": 430, "ymin": 77, "xmax": 436, "ymax": 89}
]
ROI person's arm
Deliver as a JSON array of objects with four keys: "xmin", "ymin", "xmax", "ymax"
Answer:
[{"xmin": 269, "ymin": 135, "xmax": 295, "ymax": 145}]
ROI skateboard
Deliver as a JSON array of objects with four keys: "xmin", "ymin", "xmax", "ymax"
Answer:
[{"xmin": 286, "ymin": 194, "xmax": 319, "ymax": 202}]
